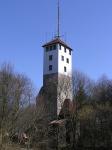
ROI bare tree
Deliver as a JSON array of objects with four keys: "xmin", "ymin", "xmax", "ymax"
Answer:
[
  {"xmin": 72, "ymin": 71, "xmax": 94, "ymax": 104},
  {"xmin": 0, "ymin": 63, "xmax": 35, "ymax": 149},
  {"xmin": 71, "ymin": 71, "xmax": 94, "ymax": 149},
  {"xmin": 93, "ymin": 75, "xmax": 112, "ymax": 104}
]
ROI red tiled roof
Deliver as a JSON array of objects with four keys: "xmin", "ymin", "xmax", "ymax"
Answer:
[{"xmin": 42, "ymin": 38, "xmax": 72, "ymax": 50}]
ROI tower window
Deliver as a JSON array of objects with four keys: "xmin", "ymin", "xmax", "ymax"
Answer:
[
  {"xmin": 64, "ymin": 47, "xmax": 66, "ymax": 53},
  {"xmin": 69, "ymin": 50, "xmax": 71, "ymax": 55},
  {"xmin": 49, "ymin": 55, "xmax": 53, "ymax": 61},
  {"xmin": 49, "ymin": 65, "xmax": 52, "ymax": 71},
  {"xmin": 66, "ymin": 58, "xmax": 69, "ymax": 63},
  {"xmin": 53, "ymin": 45, "xmax": 56, "ymax": 50},
  {"xmin": 61, "ymin": 56, "xmax": 64, "ymax": 61},
  {"xmin": 46, "ymin": 47, "xmax": 49, "ymax": 52},
  {"xmin": 50, "ymin": 46, "xmax": 52, "ymax": 50},
  {"xmin": 64, "ymin": 66, "xmax": 67, "ymax": 72},
  {"xmin": 59, "ymin": 44, "xmax": 61, "ymax": 50}
]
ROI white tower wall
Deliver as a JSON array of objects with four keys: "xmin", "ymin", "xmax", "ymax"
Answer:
[
  {"xmin": 43, "ymin": 47, "xmax": 58, "ymax": 75},
  {"xmin": 43, "ymin": 44, "xmax": 72, "ymax": 76},
  {"xmin": 58, "ymin": 44, "xmax": 72, "ymax": 75},
  {"xmin": 43, "ymin": 38, "xmax": 73, "ymax": 117}
]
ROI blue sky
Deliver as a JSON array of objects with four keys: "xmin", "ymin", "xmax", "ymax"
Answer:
[{"xmin": 0, "ymin": 0, "xmax": 112, "ymax": 89}]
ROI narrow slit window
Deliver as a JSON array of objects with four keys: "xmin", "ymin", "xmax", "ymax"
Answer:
[
  {"xmin": 66, "ymin": 58, "xmax": 69, "ymax": 63},
  {"xmin": 49, "ymin": 55, "xmax": 53, "ymax": 61},
  {"xmin": 64, "ymin": 66, "xmax": 67, "ymax": 72},
  {"xmin": 59, "ymin": 44, "xmax": 61, "ymax": 50},
  {"xmin": 50, "ymin": 46, "xmax": 52, "ymax": 51},
  {"xmin": 46, "ymin": 47, "xmax": 49, "ymax": 52},
  {"xmin": 49, "ymin": 65, "xmax": 52, "ymax": 71},
  {"xmin": 53, "ymin": 45, "xmax": 56, "ymax": 50},
  {"xmin": 69, "ymin": 50, "xmax": 71, "ymax": 55},
  {"xmin": 61, "ymin": 56, "xmax": 64, "ymax": 61}
]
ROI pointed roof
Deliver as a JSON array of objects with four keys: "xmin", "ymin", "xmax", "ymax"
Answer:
[{"xmin": 42, "ymin": 38, "xmax": 73, "ymax": 50}]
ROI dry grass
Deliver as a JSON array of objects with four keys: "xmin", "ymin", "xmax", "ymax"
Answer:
[
  {"xmin": 1, "ymin": 144, "xmax": 22, "ymax": 150},
  {"xmin": 1, "ymin": 144, "xmax": 34, "ymax": 150}
]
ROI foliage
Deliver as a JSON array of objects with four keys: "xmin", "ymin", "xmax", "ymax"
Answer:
[{"xmin": 0, "ymin": 63, "xmax": 112, "ymax": 150}]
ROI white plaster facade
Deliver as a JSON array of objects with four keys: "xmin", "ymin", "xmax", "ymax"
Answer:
[
  {"xmin": 43, "ymin": 39, "xmax": 73, "ymax": 116},
  {"xmin": 58, "ymin": 45, "xmax": 72, "ymax": 76},
  {"xmin": 43, "ymin": 44, "xmax": 72, "ymax": 76}
]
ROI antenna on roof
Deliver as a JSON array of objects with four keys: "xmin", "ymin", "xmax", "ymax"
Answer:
[
  {"xmin": 54, "ymin": 0, "xmax": 60, "ymax": 38},
  {"xmin": 54, "ymin": 0, "xmax": 62, "ymax": 39},
  {"xmin": 57, "ymin": 0, "xmax": 60, "ymax": 38}
]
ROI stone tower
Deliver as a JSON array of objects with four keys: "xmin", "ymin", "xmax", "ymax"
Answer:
[
  {"xmin": 42, "ymin": 37, "xmax": 73, "ymax": 120},
  {"xmin": 41, "ymin": 0, "xmax": 73, "ymax": 120}
]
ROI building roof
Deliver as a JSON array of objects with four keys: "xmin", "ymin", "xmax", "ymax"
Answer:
[
  {"xmin": 42, "ymin": 38, "xmax": 72, "ymax": 50},
  {"xmin": 49, "ymin": 119, "xmax": 66, "ymax": 126}
]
